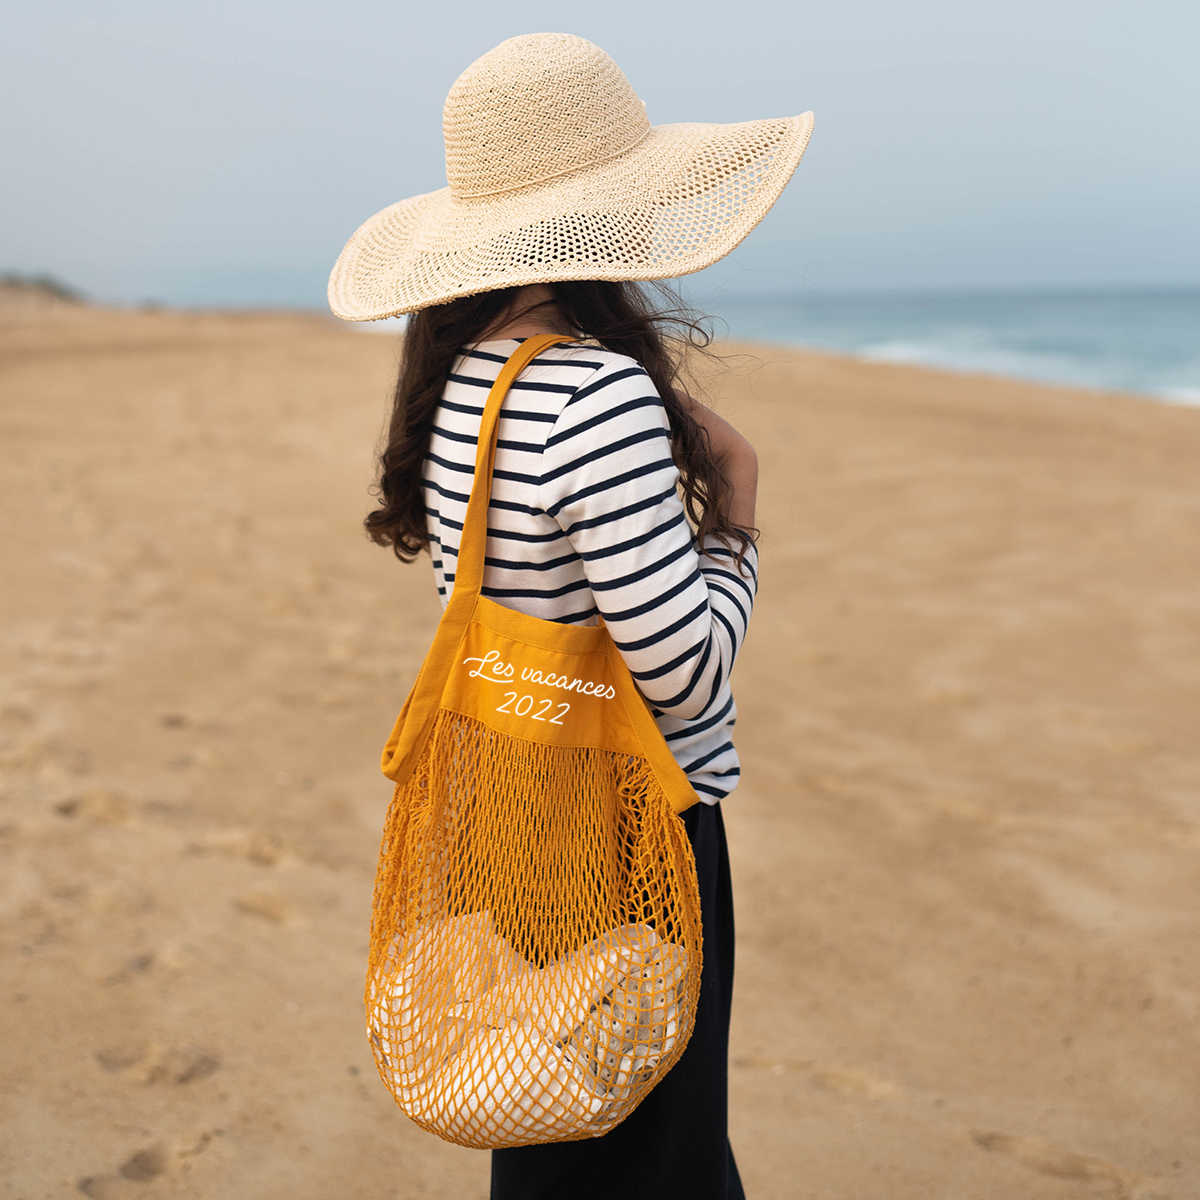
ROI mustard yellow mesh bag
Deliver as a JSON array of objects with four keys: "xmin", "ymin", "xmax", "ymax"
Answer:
[{"xmin": 367, "ymin": 334, "xmax": 704, "ymax": 1149}]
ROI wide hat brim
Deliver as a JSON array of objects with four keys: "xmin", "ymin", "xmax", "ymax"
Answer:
[{"xmin": 329, "ymin": 112, "xmax": 814, "ymax": 320}]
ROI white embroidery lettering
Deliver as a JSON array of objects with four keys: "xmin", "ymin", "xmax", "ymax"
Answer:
[{"xmin": 464, "ymin": 650, "xmax": 514, "ymax": 681}]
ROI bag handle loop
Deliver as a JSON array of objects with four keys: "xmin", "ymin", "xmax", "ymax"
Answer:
[
  {"xmin": 451, "ymin": 334, "xmax": 574, "ymax": 602},
  {"xmin": 381, "ymin": 335, "xmax": 574, "ymax": 782}
]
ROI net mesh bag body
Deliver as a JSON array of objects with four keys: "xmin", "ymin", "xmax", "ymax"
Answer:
[{"xmin": 367, "ymin": 336, "xmax": 703, "ymax": 1148}]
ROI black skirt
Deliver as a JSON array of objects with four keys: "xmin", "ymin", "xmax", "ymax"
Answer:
[{"xmin": 490, "ymin": 801, "xmax": 745, "ymax": 1200}]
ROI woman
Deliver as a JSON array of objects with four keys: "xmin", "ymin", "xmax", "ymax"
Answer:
[{"xmin": 329, "ymin": 32, "xmax": 813, "ymax": 1200}]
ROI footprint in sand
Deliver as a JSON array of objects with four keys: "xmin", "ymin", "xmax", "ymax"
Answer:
[
  {"xmin": 234, "ymin": 887, "xmax": 294, "ymax": 923},
  {"xmin": 94, "ymin": 1041, "xmax": 220, "ymax": 1086},
  {"xmin": 189, "ymin": 826, "xmax": 287, "ymax": 866},
  {"xmin": 77, "ymin": 1131, "xmax": 216, "ymax": 1197},
  {"xmin": 972, "ymin": 1130, "xmax": 1170, "ymax": 1199},
  {"xmin": 56, "ymin": 790, "xmax": 136, "ymax": 824},
  {"xmin": 118, "ymin": 1146, "xmax": 167, "ymax": 1182}
]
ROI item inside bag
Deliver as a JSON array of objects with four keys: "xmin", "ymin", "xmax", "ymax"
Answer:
[{"xmin": 369, "ymin": 912, "xmax": 689, "ymax": 1141}]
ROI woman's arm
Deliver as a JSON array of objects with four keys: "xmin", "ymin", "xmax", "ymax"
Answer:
[
  {"xmin": 674, "ymin": 390, "xmax": 758, "ymax": 533},
  {"xmin": 539, "ymin": 360, "xmax": 758, "ymax": 722}
]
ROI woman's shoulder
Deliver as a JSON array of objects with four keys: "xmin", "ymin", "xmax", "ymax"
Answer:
[
  {"xmin": 537, "ymin": 344, "xmax": 671, "ymax": 457},
  {"xmin": 534, "ymin": 341, "xmax": 661, "ymax": 409},
  {"xmin": 527, "ymin": 339, "xmax": 647, "ymax": 380},
  {"xmin": 463, "ymin": 339, "xmax": 661, "ymax": 424},
  {"xmin": 469, "ymin": 338, "xmax": 650, "ymax": 380}
]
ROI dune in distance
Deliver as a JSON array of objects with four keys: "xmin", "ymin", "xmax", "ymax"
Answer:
[{"xmin": 1, "ymin": 304, "xmax": 1197, "ymax": 1199}]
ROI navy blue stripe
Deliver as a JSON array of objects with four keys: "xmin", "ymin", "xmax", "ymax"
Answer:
[
  {"xmin": 587, "ymin": 540, "xmax": 696, "ymax": 594},
  {"xmin": 711, "ymin": 606, "xmax": 738, "ymax": 652},
  {"xmin": 544, "ymin": 460, "xmax": 674, "ymax": 519},
  {"xmin": 550, "ymin": 604, "xmax": 600, "ymax": 624},
  {"xmin": 681, "ymin": 742, "xmax": 735, "ymax": 773},
  {"xmin": 424, "ymin": 478, "xmax": 470, "ymax": 504},
  {"xmin": 483, "ymin": 549, "xmax": 581, "ymax": 573},
  {"xmin": 559, "ymin": 486, "xmax": 678, "ymax": 537},
  {"xmin": 701, "ymin": 660, "xmax": 725, "ymax": 714},
  {"xmin": 600, "ymin": 567, "xmax": 699, "ymax": 623},
  {"xmin": 652, "ymin": 636, "xmax": 715, "ymax": 710},
  {"xmin": 702, "ymin": 565, "xmax": 755, "ymax": 608},
  {"xmin": 546, "ymin": 396, "xmax": 662, "ymax": 449},
  {"xmin": 439, "ymin": 528, "xmax": 569, "ymax": 551},
  {"xmin": 704, "ymin": 544, "xmax": 758, "ymax": 586},
  {"xmin": 703, "ymin": 574, "xmax": 753, "ymax": 614},
  {"xmin": 430, "ymin": 424, "xmax": 477, "ymax": 446},
  {"xmin": 462, "ymin": 345, "xmax": 603, "ymax": 369},
  {"xmin": 490, "ymin": 497, "xmax": 547, "ymax": 517},
  {"xmin": 425, "ymin": 507, "xmax": 461, "ymax": 533},
  {"xmin": 691, "ymin": 779, "xmax": 734, "ymax": 798},
  {"xmin": 492, "ymin": 467, "xmax": 542, "ymax": 486},
  {"xmin": 613, "ymin": 599, "xmax": 708, "ymax": 654},
  {"xmin": 446, "ymin": 372, "xmax": 578, "ymax": 394},
  {"xmin": 565, "ymin": 365, "xmax": 648, "ymax": 407},
  {"xmin": 439, "ymin": 396, "xmax": 557, "ymax": 424},
  {"xmin": 540, "ymin": 428, "xmax": 668, "ymax": 484},
  {"xmin": 478, "ymin": 578, "xmax": 592, "ymax": 601},
  {"xmin": 484, "ymin": 526, "xmax": 569, "ymax": 545},
  {"xmin": 426, "ymin": 451, "xmax": 474, "ymax": 476},
  {"xmin": 431, "ymin": 423, "xmax": 548, "ymax": 452},
  {"xmin": 662, "ymin": 695, "xmax": 735, "ymax": 742},
  {"xmin": 578, "ymin": 514, "xmax": 686, "ymax": 564},
  {"xmin": 632, "ymin": 633, "xmax": 709, "ymax": 684},
  {"xmin": 426, "ymin": 492, "xmax": 550, "ymax": 519}
]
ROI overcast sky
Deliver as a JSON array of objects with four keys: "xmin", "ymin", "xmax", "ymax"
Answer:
[{"xmin": 3, "ymin": 0, "xmax": 1198, "ymax": 308}]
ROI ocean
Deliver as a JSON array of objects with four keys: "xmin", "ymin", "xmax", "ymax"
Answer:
[{"xmin": 697, "ymin": 287, "xmax": 1200, "ymax": 406}]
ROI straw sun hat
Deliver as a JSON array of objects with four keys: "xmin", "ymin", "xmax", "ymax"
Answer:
[{"xmin": 328, "ymin": 33, "xmax": 814, "ymax": 320}]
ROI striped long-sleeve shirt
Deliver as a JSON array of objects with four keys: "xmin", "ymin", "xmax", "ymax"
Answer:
[{"xmin": 423, "ymin": 338, "xmax": 757, "ymax": 804}]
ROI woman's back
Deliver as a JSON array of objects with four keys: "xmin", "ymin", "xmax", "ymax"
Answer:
[{"xmin": 423, "ymin": 337, "xmax": 757, "ymax": 804}]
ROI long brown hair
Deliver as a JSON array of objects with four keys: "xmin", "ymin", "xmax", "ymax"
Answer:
[{"xmin": 364, "ymin": 280, "xmax": 754, "ymax": 568}]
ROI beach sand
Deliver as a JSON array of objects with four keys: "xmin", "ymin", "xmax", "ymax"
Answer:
[{"xmin": 1, "ymin": 307, "xmax": 1197, "ymax": 1199}]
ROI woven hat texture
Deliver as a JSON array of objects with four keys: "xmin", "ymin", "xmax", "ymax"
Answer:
[{"xmin": 329, "ymin": 33, "xmax": 814, "ymax": 319}]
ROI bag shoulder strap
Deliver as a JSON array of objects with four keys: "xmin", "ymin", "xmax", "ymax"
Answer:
[
  {"xmin": 382, "ymin": 332, "xmax": 699, "ymax": 813},
  {"xmin": 450, "ymin": 334, "xmax": 573, "ymax": 602}
]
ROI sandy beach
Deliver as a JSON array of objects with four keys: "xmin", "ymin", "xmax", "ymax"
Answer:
[{"xmin": 1, "ymin": 305, "xmax": 1197, "ymax": 1200}]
